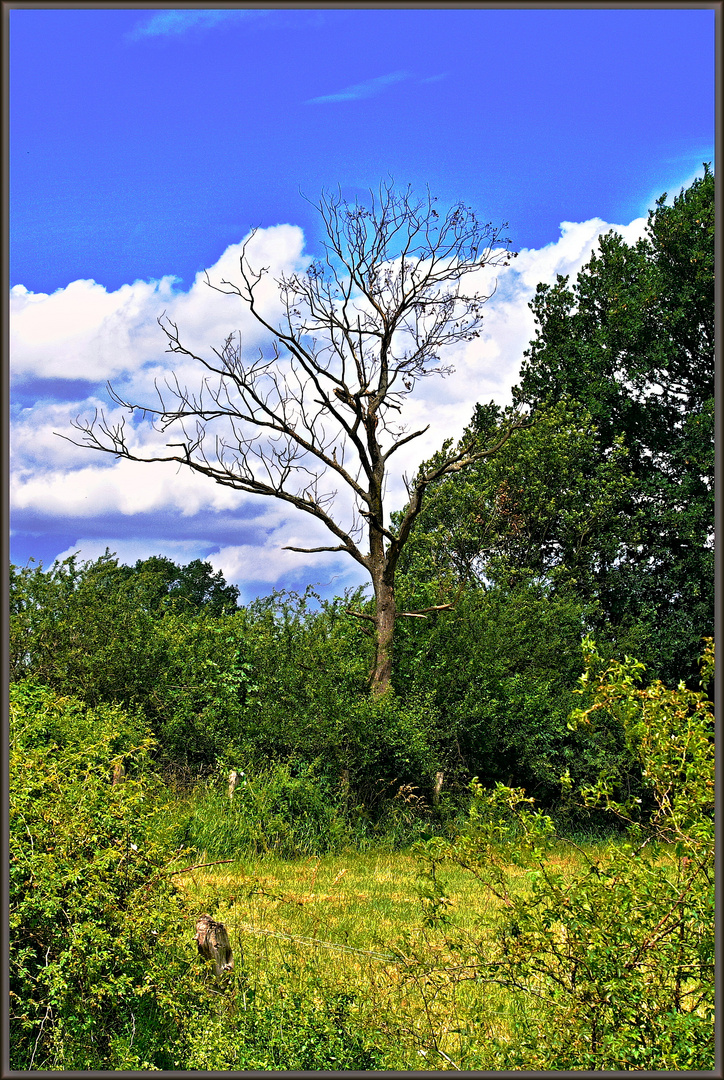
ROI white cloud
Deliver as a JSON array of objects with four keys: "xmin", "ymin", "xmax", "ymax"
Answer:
[
  {"xmin": 51, "ymin": 537, "xmax": 216, "ymax": 569},
  {"xmin": 307, "ymin": 71, "xmax": 410, "ymax": 104},
  {"xmin": 10, "ymin": 213, "xmax": 651, "ymax": 591},
  {"xmin": 10, "ymin": 277, "xmax": 176, "ymax": 382},
  {"xmin": 128, "ymin": 10, "xmax": 267, "ymax": 40},
  {"xmin": 209, "ymin": 530, "xmax": 361, "ymax": 588},
  {"xmin": 11, "ymin": 457, "xmax": 246, "ymax": 518},
  {"xmin": 10, "ymin": 225, "xmax": 309, "ymax": 384}
]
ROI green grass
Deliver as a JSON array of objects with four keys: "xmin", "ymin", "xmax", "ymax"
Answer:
[{"xmin": 174, "ymin": 841, "xmax": 608, "ymax": 1070}]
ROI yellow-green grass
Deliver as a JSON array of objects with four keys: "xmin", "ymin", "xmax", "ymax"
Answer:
[{"xmin": 176, "ymin": 842, "xmax": 609, "ymax": 1069}]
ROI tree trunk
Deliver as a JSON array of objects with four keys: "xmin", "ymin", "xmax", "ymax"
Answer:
[{"xmin": 370, "ymin": 575, "xmax": 396, "ymax": 696}]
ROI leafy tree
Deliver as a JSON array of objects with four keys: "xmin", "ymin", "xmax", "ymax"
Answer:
[
  {"xmin": 9, "ymin": 553, "xmax": 249, "ymax": 773},
  {"xmin": 395, "ymin": 398, "xmax": 633, "ymax": 604},
  {"xmin": 125, "ymin": 555, "xmax": 240, "ymax": 615},
  {"xmin": 512, "ymin": 167, "xmax": 714, "ymax": 683},
  {"xmin": 393, "ymin": 583, "xmax": 633, "ymax": 808},
  {"xmin": 9, "ymin": 553, "xmax": 167, "ymax": 704},
  {"xmin": 64, "ymin": 182, "xmax": 522, "ymax": 694}
]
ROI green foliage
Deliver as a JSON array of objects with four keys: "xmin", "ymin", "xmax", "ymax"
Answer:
[
  {"xmin": 184, "ymin": 684, "xmax": 448, "ymax": 857},
  {"xmin": 148, "ymin": 611, "xmax": 259, "ymax": 773},
  {"xmin": 9, "ymin": 553, "xmax": 260, "ymax": 773},
  {"xmin": 183, "ymin": 988, "xmax": 383, "ymax": 1070},
  {"xmin": 218, "ymin": 589, "xmax": 391, "ymax": 788},
  {"xmin": 186, "ymin": 760, "xmax": 347, "ymax": 859},
  {"xmin": 342, "ymin": 689, "xmax": 443, "ymax": 807},
  {"xmin": 9, "ymin": 681, "xmax": 383, "ymax": 1069},
  {"xmin": 396, "ymin": 398, "xmax": 633, "ymax": 603},
  {"xmin": 9, "ymin": 681, "xmax": 198, "ymax": 1070},
  {"xmin": 394, "ymin": 584, "xmax": 632, "ymax": 809},
  {"xmin": 412, "ymin": 640, "xmax": 714, "ymax": 1070},
  {"xmin": 229, "ymin": 589, "xmax": 370, "ymax": 751},
  {"xmin": 513, "ymin": 167, "xmax": 714, "ymax": 683},
  {"xmin": 9, "ymin": 553, "xmax": 168, "ymax": 705},
  {"xmin": 124, "ymin": 554, "xmax": 240, "ymax": 615}
]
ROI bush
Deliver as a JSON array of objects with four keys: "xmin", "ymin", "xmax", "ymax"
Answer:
[
  {"xmin": 185, "ymin": 759, "xmax": 348, "ymax": 859},
  {"xmin": 412, "ymin": 639, "xmax": 714, "ymax": 1070},
  {"xmin": 183, "ymin": 988, "xmax": 383, "ymax": 1070},
  {"xmin": 9, "ymin": 682, "xmax": 199, "ymax": 1070},
  {"xmin": 395, "ymin": 584, "xmax": 636, "ymax": 807},
  {"xmin": 149, "ymin": 612, "xmax": 259, "ymax": 772},
  {"xmin": 9, "ymin": 554, "xmax": 168, "ymax": 706}
]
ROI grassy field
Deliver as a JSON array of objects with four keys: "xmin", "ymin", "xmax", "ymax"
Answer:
[{"xmin": 175, "ymin": 842, "xmax": 602, "ymax": 1070}]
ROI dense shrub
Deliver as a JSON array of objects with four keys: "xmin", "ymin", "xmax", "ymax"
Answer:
[
  {"xmin": 394, "ymin": 584, "xmax": 637, "ymax": 807},
  {"xmin": 147, "ymin": 612, "xmax": 258, "ymax": 772},
  {"xmin": 183, "ymin": 989, "xmax": 384, "ymax": 1070},
  {"xmin": 9, "ymin": 681, "xmax": 197, "ymax": 1069},
  {"xmin": 185, "ymin": 760, "xmax": 348, "ymax": 859},
  {"xmin": 9, "ymin": 554, "xmax": 168, "ymax": 706},
  {"xmin": 413, "ymin": 640, "xmax": 714, "ymax": 1070}
]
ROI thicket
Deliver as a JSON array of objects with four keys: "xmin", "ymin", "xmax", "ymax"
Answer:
[
  {"xmin": 9, "ymin": 644, "xmax": 714, "ymax": 1069},
  {"xmin": 410, "ymin": 640, "xmax": 714, "ymax": 1069},
  {"xmin": 9, "ymin": 553, "xmax": 639, "ymax": 828}
]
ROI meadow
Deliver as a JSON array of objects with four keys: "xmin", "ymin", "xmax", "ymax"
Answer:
[{"xmin": 174, "ymin": 840, "xmax": 604, "ymax": 1071}]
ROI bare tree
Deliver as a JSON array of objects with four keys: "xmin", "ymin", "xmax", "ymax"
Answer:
[{"xmin": 65, "ymin": 183, "xmax": 523, "ymax": 695}]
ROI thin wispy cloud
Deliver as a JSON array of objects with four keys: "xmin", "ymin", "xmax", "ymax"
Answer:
[
  {"xmin": 307, "ymin": 71, "xmax": 410, "ymax": 104},
  {"xmin": 128, "ymin": 9, "xmax": 268, "ymax": 40}
]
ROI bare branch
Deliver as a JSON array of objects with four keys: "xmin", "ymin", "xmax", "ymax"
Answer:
[
  {"xmin": 282, "ymin": 545, "xmax": 348, "ymax": 554},
  {"xmin": 395, "ymin": 603, "xmax": 454, "ymax": 620},
  {"xmin": 383, "ymin": 425, "xmax": 430, "ymax": 463},
  {"xmin": 64, "ymin": 181, "xmax": 518, "ymax": 695},
  {"xmin": 346, "ymin": 608, "xmax": 377, "ymax": 623}
]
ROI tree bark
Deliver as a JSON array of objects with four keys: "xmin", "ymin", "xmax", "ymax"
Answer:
[{"xmin": 370, "ymin": 574, "xmax": 396, "ymax": 697}]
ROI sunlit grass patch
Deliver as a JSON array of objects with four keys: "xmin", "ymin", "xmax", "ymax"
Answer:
[{"xmin": 174, "ymin": 839, "xmax": 610, "ymax": 1069}]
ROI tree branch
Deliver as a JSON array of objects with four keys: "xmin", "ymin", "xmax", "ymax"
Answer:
[
  {"xmin": 346, "ymin": 608, "xmax": 377, "ymax": 623},
  {"xmin": 282, "ymin": 544, "xmax": 349, "ymax": 554},
  {"xmin": 395, "ymin": 603, "xmax": 454, "ymax": 619}
]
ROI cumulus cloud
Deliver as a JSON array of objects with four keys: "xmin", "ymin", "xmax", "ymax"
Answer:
[
  {"xmin": 10, "ymin": 212, "xmax": 650, "ymax": 593},
  {"xmin": 209, "ymin": 532, "xmax": 360, "ymax": 589},
  {"xmin": 11, "ymin": 458, "xmax": 246, "ymax": 519},
  {"xmin": 52, "ymin": 536, "xmax": 216, "ymax": 569},
  {"xmin": 10, "ymin": 225, "xmax": 309, "ymax": 385}
]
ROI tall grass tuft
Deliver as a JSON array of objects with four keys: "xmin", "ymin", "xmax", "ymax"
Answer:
[{"xmin": 184, "ymin": 761, "xmax": 351, "ymax": 859}]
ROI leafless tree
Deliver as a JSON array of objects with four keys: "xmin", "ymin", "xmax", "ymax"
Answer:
[{"xmin": 65, "ymin": 182, "xmax": 523, "ymax": 695}]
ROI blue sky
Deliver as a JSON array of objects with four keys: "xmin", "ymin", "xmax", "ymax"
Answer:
[{"xmin": 9, "ymin": 7, "xmax": 715, "ymax": 601}]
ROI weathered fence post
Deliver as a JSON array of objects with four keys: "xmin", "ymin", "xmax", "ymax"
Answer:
[{"xmin": 195, "ymin": 914, "xmax": 234, "ymax": 976}]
